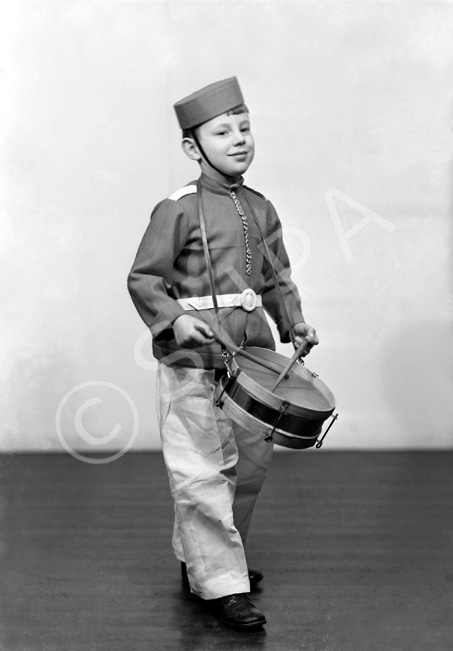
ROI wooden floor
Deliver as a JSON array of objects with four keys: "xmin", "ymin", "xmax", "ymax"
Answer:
[{"xmin": 0, "ymin": 451, "xmax": 451, "ymax": 651}]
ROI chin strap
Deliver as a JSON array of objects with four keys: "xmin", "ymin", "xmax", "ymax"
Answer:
[{"xmin": 191, "ymin": 129, "xmax": 227, "ymax": 179}]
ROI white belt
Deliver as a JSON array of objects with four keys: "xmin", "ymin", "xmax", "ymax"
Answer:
[{"xmin": 177, "ymin": 289, "xmax": 262, "ymax": 313}]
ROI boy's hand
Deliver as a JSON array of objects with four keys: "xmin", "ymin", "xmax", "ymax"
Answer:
[
  {"xmin": 173, "ymin": 314, "xmax": 216, "ymax": 348},
  {"xmin": 292, "ymin": 322, "xmax": 319, "ymax": 356}
]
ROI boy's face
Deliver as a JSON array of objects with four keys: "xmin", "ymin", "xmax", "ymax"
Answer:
[{"xmin": 192, "ymin": 111, "xmax": 255, "ymax": 179}]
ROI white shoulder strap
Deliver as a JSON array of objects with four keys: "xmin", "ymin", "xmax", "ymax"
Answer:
[{"xmin": 167, "ymin": 184, "xmax": 197, "ymax": 201}]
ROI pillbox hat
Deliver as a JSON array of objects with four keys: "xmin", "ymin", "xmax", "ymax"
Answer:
[{"xmin": 174, "ymin": 77, "xmax": 244, "ymax": 130}]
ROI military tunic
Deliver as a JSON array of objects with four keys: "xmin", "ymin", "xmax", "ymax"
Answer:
[{"xmin": 128, "ymin": 172, "xmax": 304, "ymax": 367}]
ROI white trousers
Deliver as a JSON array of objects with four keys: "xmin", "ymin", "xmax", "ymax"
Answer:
[{"xmin": 157, "ymin": 362, "xmax": 274, "ymax": 600}]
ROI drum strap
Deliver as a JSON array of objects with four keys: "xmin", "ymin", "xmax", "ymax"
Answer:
[
  {"xmin": 197, "ymin": 180, "xmax": 229, "ymax": 357},
  {"xmin": 240, "ymin": 191, "xmax": 298, "ymax": 348},
  {"xmin": 197, "ymin": 180, "xmax": 297, "ymax": 351},
  {"xmin": 197, "ymin": 180, "xmax": 219, "ymax": 314}
]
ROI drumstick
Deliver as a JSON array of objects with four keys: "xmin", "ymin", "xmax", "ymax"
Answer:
[
  {"xmin": 196, "ymin": 323, "xmax": 283, "ymax": 375},
  {"xmin": 271, "ymin": 339, "xmax": 310, "ymax": 392},
  {"xmin": 231, "ymin": 346, "xmax": 283, "ymax": 375},
  {"xmin": 212, "ymin": 334, "xmax": 283, "ymax": 375}
]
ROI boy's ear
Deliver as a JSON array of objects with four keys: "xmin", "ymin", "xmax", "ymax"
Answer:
[{"xmin": 181, "ymin": 137, "xmax": 202, "ymax": 162}]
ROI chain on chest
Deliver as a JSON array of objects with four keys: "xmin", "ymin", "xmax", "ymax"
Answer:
[{"xmin": 229, "ymin": 189, "xmax": 253, "ymax": 276}]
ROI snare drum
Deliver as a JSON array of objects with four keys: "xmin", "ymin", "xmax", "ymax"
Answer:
[{"xmin": 214, "ymin": 347, "xmax": 336, "ymax": 449}]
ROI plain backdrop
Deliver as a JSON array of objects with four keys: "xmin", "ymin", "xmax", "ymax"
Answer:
[{"xmin": 1, "ymin": 0, "xmax": 452, "ymax": 454}]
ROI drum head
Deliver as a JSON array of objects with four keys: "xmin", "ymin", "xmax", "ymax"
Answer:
[{"xmin": 233, "ymin": 347, "xmax": 335, "ymax": 416}]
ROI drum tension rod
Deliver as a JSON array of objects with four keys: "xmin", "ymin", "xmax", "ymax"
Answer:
[
  {"xmin": 315, "ymin": 413, "xmax": 338, "ymax": 449},
  {"xmin": 264, "ymin": 400, "xmax": 289, "ymax": 442}
]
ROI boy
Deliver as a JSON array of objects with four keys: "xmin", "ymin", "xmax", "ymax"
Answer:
[{"xmin": 128, "ymin": 77, "xmax": 318, "ymax": 631}]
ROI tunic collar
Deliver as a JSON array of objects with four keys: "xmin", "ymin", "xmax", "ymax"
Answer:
[{"xmin": 199, "ymin": 172, "xmax": 244, "ymax": 196}]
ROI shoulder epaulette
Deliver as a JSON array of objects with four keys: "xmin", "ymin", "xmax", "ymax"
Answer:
[
  {"xmin": 167, "ymin": 184, "xmax": 197, "ymax": 201},
  {"xmin": 242, "ymin": 184, "xmax": 266, "ymax": 201}
]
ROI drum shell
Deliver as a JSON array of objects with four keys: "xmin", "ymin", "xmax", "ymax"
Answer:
[{"xmin": 215, "ymin": 347, "xmax": 336, "ymax": 450}]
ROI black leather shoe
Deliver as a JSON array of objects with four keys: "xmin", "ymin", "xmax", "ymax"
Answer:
[
  {"xmin": 247, "ymin": 567, "xmax": 264, "ymax": 587},
  {"xmin": 213, "ymin": 593, "xmax": 266, "ymax": 630},
  {"xmin": 181, "ymin": 562, "xmax": 263, "ymax": 589}
]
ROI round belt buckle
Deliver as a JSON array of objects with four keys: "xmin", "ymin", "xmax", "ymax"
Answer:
[{"xmin": 241, "ymin": 288, "xmax": 257, "ymax": 312}]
